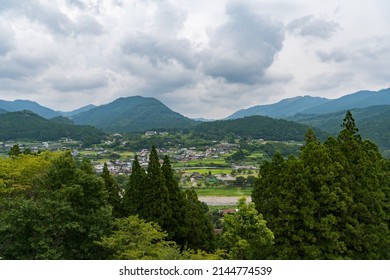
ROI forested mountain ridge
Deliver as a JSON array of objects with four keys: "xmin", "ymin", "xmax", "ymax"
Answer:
[
  {"xmin": 227, "ymin": 87, "xmax": 390, "ymax": 119},
  {"xmin": 0, "ymin": 99, "xmax": 60, "ymax": 119},
  {"xmin": 72, "ymin": 96, "xmax": 197, "ymax": 132},
  {"xmin": 194, "ymin": 115, "xmax": 328, "ymax": 141},
  {"xmin": 0, "ymin": 110, "xmax": 105, "ymax": 144},
  {"xmin": 290, "ymin": 105, "xmax": 390, "ymax": 150},
  {"xmin": 227, "ymin": 96, "xmax": 330, "ymax": 119}
]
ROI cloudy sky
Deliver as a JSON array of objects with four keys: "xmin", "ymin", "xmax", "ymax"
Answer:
[{"xmin": 0, "ymin": 0, "xmax": 389, "ymax": 119}]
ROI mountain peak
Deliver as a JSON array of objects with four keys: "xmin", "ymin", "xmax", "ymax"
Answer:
[{"xmin": 72, "ymin": 95, "xmax": 196, "ymax": 132}]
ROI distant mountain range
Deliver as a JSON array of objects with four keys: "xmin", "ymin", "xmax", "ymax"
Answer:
[
  {"xmin": 227, "ymin": 96, "xmax": 330, "ymax": 119},
  {"xmin": 1, "ymin": 88, "xmax": 390, "ymax": 150},
  {"xmin": 0, "ymin": 100, "xmax": 95, "ymax": 119},
  {"xmin": 0, "ymin": 99, "xmax": 60, "ymax": 119},
  {"xmin": 227, "ymin": 88, "xmax": 390, "ymax": 119}
]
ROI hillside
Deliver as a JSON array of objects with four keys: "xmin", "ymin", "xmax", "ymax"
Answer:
[
  {"xmin": 227, "ymin": 96, "xmax": 329, "ymax": 119},
  {"xmin": 0, "ymin": 108, "xmax": 7, "ymax": 114},
  {"xmin": 291, "ymin": 105, "xmax": 390, "ymax": 150},
  {"xmin": 72, "ymin": 96, "xmax": 197, "ymax": 132},
  {"xmin": 227, "ymin": 88, "xmax": 390, "ymax": 119},
  {"xmin": 0, "ymin": 110, "xmax": 105, "ymax": 144},
  {"xmin": 194, "ymin": 115, "xmax": 327, "ymax": 141},
  {"xmin": 0, "ymin": 99, "xmax": 60, "ymax": 119},
  {"xmin": 302, "ymin": 88, "xmax": 390, "ymax": 115},
  {"xmin": 58, "ymin": 104, "xmax": 96, "ymax": 117}
]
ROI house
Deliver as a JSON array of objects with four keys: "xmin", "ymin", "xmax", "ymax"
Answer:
[
  {"xmin": 145, "ymin": 131, "xmax": 157, "ymax": 136},
  {"xmin": 218, "ymin": 209, "xmax": 237, "ymax": 216}
]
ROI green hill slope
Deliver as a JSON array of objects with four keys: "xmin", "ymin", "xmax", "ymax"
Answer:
[
  {"xmin": 194, "ymin": 115, "xmax": 327, "ymax": 141},
  {"xmin": 72, "ymin": 96, "xmax": 197, "ymax": 132},
  {"xmin": 0, "ymin": 110, "xmax": 105, "ymax": 144},
  {"xmin": 291, "ymin": 105, "xmax": 390, "ymax": 150}
]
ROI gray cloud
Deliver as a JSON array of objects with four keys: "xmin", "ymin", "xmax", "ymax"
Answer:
[
  {"xmin": 0, "ymin": 24, "xmax": 14, "ymax": 56},
  {"xmin": 201, "ymin": 3, "xmax": 285, "ymax": 84},
  {"xmin": 316, "ymin": 49, "xmax": 348, "ymax": 63},
  {"xmin": 287, "ymin": 15, "xmax": 339, "ymax": 39},
  {"xmin": 48, "ymin": 71, "xmax": 108, "ymax": 92},
  {"xmin": 303, "ymin": 71, "xmax": 354, "ymax": 92}
]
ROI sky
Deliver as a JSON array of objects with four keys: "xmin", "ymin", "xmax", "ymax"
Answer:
[{"xmin": 0, "ymin": 0, "xmax": 389, "ymax": 119}]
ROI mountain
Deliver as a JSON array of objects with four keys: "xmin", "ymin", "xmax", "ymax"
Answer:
[
  {"xmin": 227, "ymin": 88, "xmax": 390, "ymax": 119},
  {"xmin": 291, "ymin": 105, "xmax": 390, "ymax": 150},
  {"xmin": 227, "ymin": 96, "xmax": 330, "ymax": 119},
  {"xmin": 302, "ymin": 88, "xmax": 390, "ymax": 115},
  {"xmin": 0, "ymin": 108, "xmax": 7, "ymax": 114},
  {"xmin": 58, "ymin": 104, "xmax": 96, "ymax": 117},
  {"xmin": 0, "ymin": 110, "xmax": 105, "ymax": 144},
  {"xmin": 0, "ymin": 99, "xmax": 60, "ymax": 119},
  {"xmin": 194, "ymin": 115, "xmax": 327, "ymax": 141},
  {"xmin": 72, "ymin": 96, "xmax": 197, "ymax": 132}
]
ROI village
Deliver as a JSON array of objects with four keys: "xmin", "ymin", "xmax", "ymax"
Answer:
[{"xmin": 0, "ymin": 134, "xmax": 260, "ymax": 189}]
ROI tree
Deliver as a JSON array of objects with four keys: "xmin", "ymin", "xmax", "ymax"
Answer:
[
  {"xmin": 102, "ymin": 163, "xmax": 122, "ymax": 217},
  {"xmin": 143, "ymin": 146, "xmax": 172, "ymax": 228},
  {"xmin": 220, "ymin": 197, "xmax": 274, "ymax": 259},
  {"xmin": 161, "ymin": 155, "xmax": 187, "ymax": 244},
  {"xmin": 122, "ymin": 155, "xmax": 146, "ymax": 216},
  {"xmin": 252, "ymin": 112, "xmax": 390, "ymax": 259},
  {"xmin": 182, "ymin": 189, "xmax": 216, "ymax": 251},
  {"xmin": 96, "ymin": 216, "xmax": 180, "ymax": 260},
  {"xmin": 0, "ymin": 151, "xmax": 114, "ymax": 259},
  {"xmin": 8, "ymin": 144, "xmax": 21, "ymax": 157},
  {"xmin": 97, "ymin": 215, "xmax": 223, "ymax": 260}
]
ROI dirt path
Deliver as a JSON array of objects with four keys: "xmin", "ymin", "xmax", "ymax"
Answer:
[{"xmin": 198, "ymin": 196, "xmax": 251, "ymax": 206}]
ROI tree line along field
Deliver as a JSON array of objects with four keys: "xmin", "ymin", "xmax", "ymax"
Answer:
[{"xmin": 0, "ymin": 111, "xmax": 389, "ymax": 259}]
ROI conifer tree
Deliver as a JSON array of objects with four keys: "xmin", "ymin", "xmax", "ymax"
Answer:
[
  {"xmin": 102, "ymin": 162, "xmax": 122, "ymax": 217},
  {"xmin": 161, "ymin": 155, "xmax": 187, "ymax": 243},
  {"xmin": 252, "ymin": 112, "xmax": 390, "ymax": 259},
  {"xmin": 143, "ymin": 146, "xmax": 172, "ymax": 228},
  {"xmin": 122, "ymin": 155, "xmax": 146, "ymax": 216}
]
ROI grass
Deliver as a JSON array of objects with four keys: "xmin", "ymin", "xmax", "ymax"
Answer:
[{"xmin": 189, "ymin": 186, "xmax": 253, "ymax": 197}]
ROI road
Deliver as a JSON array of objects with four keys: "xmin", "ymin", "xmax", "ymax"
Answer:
[{"xmin": 198, "ymin": 196, "xmax": 251, "ymax": 206}]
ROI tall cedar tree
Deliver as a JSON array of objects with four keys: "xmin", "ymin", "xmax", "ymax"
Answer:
[
  {"xmin": 252, "ymin": 112, "xmax": 390, "ymax": 259},
  {"xmin": 130, "ymin": 146, "xmax": 172, "ymax": 230},
  {"xmin": 102, "ymin": 163, "xmax": 122, "ymax": 217},
  {"xmin": 123, "ymin": 148, "xmax": 216, "ymax": 252},
  {"xmin": 161, "ymin": 155, "xmax": 187, "ymax": 243},
  {"xmin": 122, "ymin": 155, "xmax": 146, "ymax": 216}
]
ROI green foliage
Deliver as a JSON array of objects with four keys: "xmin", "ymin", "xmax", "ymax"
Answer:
[
  {"xmin": 123, "ymin": 147, "xmax": 216, "ymax": 252},
  {"xmin": 220, "ymin": 197, "xmax": 274, "ymax": 259},
  {"xmin": 0, "ymin": 151, "xmax": 113, "ymax": 259},
  {"xmin": 0, "ymin": 110, "xmax": 105, "ymax": 144},
  {"xmin": 194, "ymin": 115, "xmax": 326, "ymax": 141},
  {"xmin": 102, "ymin": 163, "xmax": 122, "ymax": 217},
  {"xmin": 73, "ymin": 96, "xmax": 196, "ymax": 132},
  {"xmin": 97, "ymin": 216, "xmax": 223, "ymax": 260},
  {"xmin": 252, "ymin": 112, "xmax": 390, "ymax": 259},
  {"xmin": 122, "ymin": 155, "xmax": 146, "ymax": 216},
  {"xmin": 96, "ymin": 216, "xmax": 180, "ymax": 260},
  {"xmin": 8, "ymin": 144, "xmax": 21, "ymax": 157}
]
